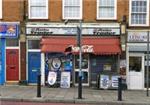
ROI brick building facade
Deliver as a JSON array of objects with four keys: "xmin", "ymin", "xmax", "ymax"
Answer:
[{"xmin": 0, "ymin": 0, "xmax": 149, "ymax": 90}]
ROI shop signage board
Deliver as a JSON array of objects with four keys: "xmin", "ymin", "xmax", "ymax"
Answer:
[
  {"xmin": 47, "ymin": 71, "xmax": 57, "ymax": 86},
  {"xmin": 71, "ymin": 45, "xmax": 94, "ymax": 53},
  {"xmin": 60, "ymin": 72, "xmax": 70, "ymax": 88},
  {"xmin": 111, "ymin": 76, "xmax": 119, "ymax": 88},
  {"xmin": 0, "ymin": 23, "xmax": 19, "ymax": 38},
  {"xmin": 128, "ymin": 31, "xmax": 149, "ymax": 42},
  {"xmin": 26, "ymin": 27, "xmax": 120, "ymax": 36}
]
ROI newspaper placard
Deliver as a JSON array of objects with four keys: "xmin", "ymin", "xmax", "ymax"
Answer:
[{"xmin": 60, "ymin": 72, "xmax": 70, "ymax": 88}]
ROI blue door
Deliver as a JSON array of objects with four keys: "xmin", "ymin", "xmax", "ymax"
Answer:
[
  {"xmin": 28, "ymin": 52, "xmax": 41, "ymax": 83},
  {"xmin": 0, "ymin": 39, "xmax": 5, "ymax": 85}
]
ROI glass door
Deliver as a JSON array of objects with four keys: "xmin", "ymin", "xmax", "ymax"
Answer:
[{"xmin": 74, "ymin": 54, "xmax": 89, "ymax": 86}]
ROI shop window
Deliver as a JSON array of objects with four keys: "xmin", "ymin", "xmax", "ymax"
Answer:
[
  {"xmin": 129, "ymin": 57, "xmax": 141, "ymax": 72},
  {"xmin": 75, "ymin": 54, "xmax": 88, "ymax": 69},
  {"xmin": 28, "ymin": 0, "xmax": 48, "ymax": 19},
  {"xmin": 129, "ymin": 0, "xmax": 149, "ymax": 26},
  {"xmin": 63, "ymin": 0, "xmax": 82, "ymax": 19},
  {"xmin": 0, "ymin": 0, "xmax": 2, "ymax": 19},
  {"xmin": 6, "ymin": 39, "xmax": 19, "ymax": 47},
  {"xmin": 28, "ymin": 40, "xmax": 40, "ymax": 49},
  {"xmin": 97, "ymin": 0, "xmax": 117, "ymax": 20}
]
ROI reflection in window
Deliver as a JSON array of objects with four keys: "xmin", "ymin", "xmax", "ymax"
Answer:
[
  {"xmin": 28, "ymin": 40, "xmax": 40, "ymax": 49},
  {"xmin": 6, "ymin": 39, "xmax": 19, "ymax": 47},
  {"xmin": 75, "ymin": 54, "xmax": 88, "ymax": 69},
  {"xmin": 129, "ymin": 57, "xmax": 141, "ymax": 72}
]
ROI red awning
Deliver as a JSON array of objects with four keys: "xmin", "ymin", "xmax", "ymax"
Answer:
[{"xmin": 41, "ymin": 36, "xmax": 121, "ymax": 55}]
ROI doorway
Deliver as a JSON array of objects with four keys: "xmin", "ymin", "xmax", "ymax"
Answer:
[
  {"xmin": 74, "ymin": 54, "xmax": 89, "ymax": 86},
  {"xmin": 128, "ymin": 53, "xmax": 144, "ymax": 89}
]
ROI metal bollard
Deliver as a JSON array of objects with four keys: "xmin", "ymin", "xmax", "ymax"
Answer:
[
  {"xmin": 118, "ymin": 77, "xmax": 122, "ymax": 101},
  {"xmin": 37, "ymin": 74, "xmax": 41, "ymax": 97}
]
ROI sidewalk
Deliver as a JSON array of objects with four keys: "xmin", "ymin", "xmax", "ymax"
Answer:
[{"xmin": 0, "ymin": 85, "xmax": 150, "ymax": 105}]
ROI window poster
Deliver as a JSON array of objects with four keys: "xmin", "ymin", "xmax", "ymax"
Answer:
[{"xmin": 103, "ymin": 64, "xmax": 111, "ymax": 71}]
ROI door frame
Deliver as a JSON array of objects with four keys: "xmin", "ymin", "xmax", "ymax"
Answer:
[
  {"xmin": 26, "ymin": 38, "xmax": 41, "ymax": 83},
  {"xmin": 127, "ymin": 53, "xmax": 145, "ymax": 89},
  {"xmin": 5, "ymin": 46, "xmax": 20, "ymax": 82},
  {"xmin": 74, "ymin": 54, "xmax": 90, "ymax": 86}
]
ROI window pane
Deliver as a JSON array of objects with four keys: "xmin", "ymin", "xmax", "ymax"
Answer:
[
  {"xmin": 6, "ymin": 39, "xmax": 19, "ymax": 47},
  {"xmin": 63, "ymin": 0, "xmax": 81, "ymax": 19},
  {"xmin": 99, "ymin": 7, "xmax": 114, "ymax": 18},
  {"xmin": 98, "ymin": 0, "xmax": 115, "ymax": 18},
  {"xmin": 30, "ymin": 7, "xmax": 46, "ymax": 18},
  {"xmin": 131, "ymin": 0, "xmax": 147, "ymax": 25},
  {"xmin": 28, "ymin": 40, "xmax": 40, "ymax": 49},
  {"xmin": 64, "ymin": 6, "xmax": 80, "ymax": 18},
  {"xmin": 30, "ymin": 0, "xmax": 46, "ymax": 6}
]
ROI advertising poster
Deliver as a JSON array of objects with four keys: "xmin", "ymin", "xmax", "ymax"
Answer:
[
  {"xmin": 100, "ymin": 75, "xmax": 110, "ymax": 89},
  {"xmin": 47, "ymin": 71, "xmax": 57, "ymax": 86},
  {"xmin": 60, "ymin": 72, "xmax": 70, "ymax": 88}
]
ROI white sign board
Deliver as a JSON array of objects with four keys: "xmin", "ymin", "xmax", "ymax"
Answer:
[
  {"xmin": 111, "ymin": 76, "xmax": 119, "ymax": 88},
  {"xmin": 128, "ymin": 31, "xmax": 148, "ymax": 42},
  {"xmin": 47, "ymin": 71, "xmax": 57, "ymax": 86},
  {"xmin": 60, "ymin": 72, "xmax": 70, "ymax": 88}
]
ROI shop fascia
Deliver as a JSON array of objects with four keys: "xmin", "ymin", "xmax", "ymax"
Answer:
[
  {"xmin": 26, "ymin": 23, "xmax": 120, "ymax": 36},
  {"xmin": 128, "ymin": 31, "xmax": 150, "ymax": 42}
]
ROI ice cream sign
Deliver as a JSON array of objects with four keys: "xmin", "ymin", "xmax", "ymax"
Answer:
[{"xmin": 0, "ymin": 23, "xmax": 19, "ymax": 38}]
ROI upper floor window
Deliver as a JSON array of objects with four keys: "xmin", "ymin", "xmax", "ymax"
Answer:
[
  {"xmin": 129, "ymin": 0, "xmax": 149, "ymax": 26},
  {"xmin": 63, "ymin": 0, "xmax": 82, "ymax": 20},
  {"xmin": 28, "ymin": 0, "xmax": 48, "ymax": 19},
  {"xmin": 0, "ymin": 0, "xmax": 2, "ymax": 19},
  {"xmin": 97, "ymin": 0, "xmax": 117, "ymax": 20}
]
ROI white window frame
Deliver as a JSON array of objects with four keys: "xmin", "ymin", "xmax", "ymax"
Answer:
[
  {"xmin": 97, "ymin": 0, "xmax": 117, "ymax": 20},
  {"xmin": 28, "ymin": 0, "xmax": 48, "ymax": 19},
  {"xmin": 62, "ymin": 0, "xmax": 82, "ymax": 20},
  {"xmin": 129, "ymin": 0, "xmax": 149, "ymax": 26},
  {"xmin": 0, "ymin": 0, "xmax": 2, "ymax": 19}
]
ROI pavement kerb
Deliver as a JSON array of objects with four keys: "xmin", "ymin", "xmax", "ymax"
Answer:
[{"xmin": 1, "ymin": 97, "xmax": 150, "ymax": 105}]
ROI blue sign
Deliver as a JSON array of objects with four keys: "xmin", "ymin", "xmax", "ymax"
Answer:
[{"xmin": 0, "ymin": 23, "xmax": 19, "ymax": 38}]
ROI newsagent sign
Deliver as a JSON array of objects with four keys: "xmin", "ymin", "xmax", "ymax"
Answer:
[
  {"xmin": 26, "ymin": 27, "xmax": 120, "ymax": 36},
  {"xmin": 0, "ymin": 23, "xmax": 19, "ymax": 38}
]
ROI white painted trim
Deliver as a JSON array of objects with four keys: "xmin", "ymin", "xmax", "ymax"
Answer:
[
  {"xmin": 28, "ymin": 0, "xmax": 48, "ymax": 19},
  {"xmin": 41, "ymin": 53, "xmax": 45, "ymax": 86},
  {"xmin": 129, "ymin": 0, "xmax": 149, "ymax": 26},
  {"xmin": 0, "ymin": 0, "xmax": 2, "ymax": 19},
  {"xmin": 28, "ymin": 49, "xmax": 41, "ymax": 52},
  {"xmin": 97, "ymin": 0, "xmax": 117, "ymax": 20},
  {"xmin": 6, "ymin": 47, "xmax": 19, "ymax": 49},
  {"xmin": 62, "ymin": 0, "xmax": 82, "ymax": 20}
]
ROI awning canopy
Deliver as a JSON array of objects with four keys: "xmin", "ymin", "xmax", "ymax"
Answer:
[{"xmin": 41, "ymin": 36, "xmax": 121, "ymax": 55}]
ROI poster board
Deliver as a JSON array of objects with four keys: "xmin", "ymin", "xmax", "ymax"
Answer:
[
  {"xmin": 111, "ymin": 76, "xmax": 119, "ymax": 88},
  {"xmin": 100, "ymin": 75, "xmax": 110, "ymax": 89},
  {"xmin": 60, "ymin": 72, "xmax": 70, "ymax": 88},
  {"xmin": 47, "ymin": 71, "xmax": 57, "ymax": 86}
]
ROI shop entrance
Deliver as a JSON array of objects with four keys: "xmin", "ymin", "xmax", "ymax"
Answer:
[
  {"xmin": 128, "ymin": 53, "xmax": 144, "ymax": 89},
  {"xmin": 74, "ymin": 54, "xmax": 89, "ymax": 86}
]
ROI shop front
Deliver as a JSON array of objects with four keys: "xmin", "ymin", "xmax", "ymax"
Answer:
[
  {"xmin": 0, "ymin": 22, "xmax": 19, "ymax": 84},
  {"xmin": 127, "ymin": 31, "xmax": 150, "ymax": 90},
  {"xmin": 26, "ymin": 23, "xmax": 122, "ymax": 87},
  {"xmin": 40, "ymin": 36, "xmax": 121, "ymax": 87}
]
